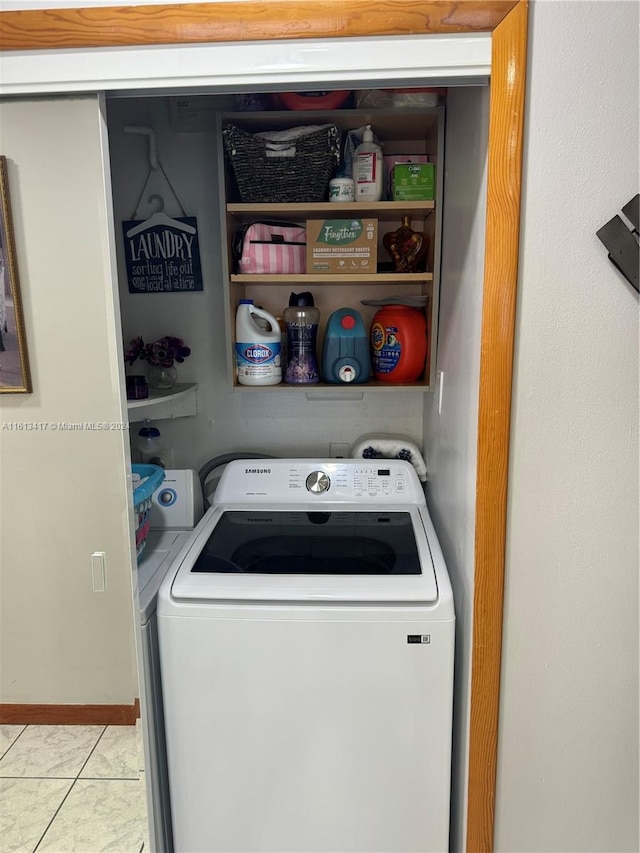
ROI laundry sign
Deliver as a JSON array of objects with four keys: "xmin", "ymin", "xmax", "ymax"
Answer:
[{"xmin": 122, "ymin": 214, "xmax": 203, "ymax": 293}]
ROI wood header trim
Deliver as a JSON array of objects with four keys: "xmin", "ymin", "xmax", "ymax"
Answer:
[
  {"xmin": 466, "ymin": 1, "xmax": 528, "ymax": 850},
  {"xmin": 0, "ymin": 1, "xmax": 518, "ymax": 51},
  {"xmin": 0, "ymin": 700, "xmax": 140, "ymax": 726}
]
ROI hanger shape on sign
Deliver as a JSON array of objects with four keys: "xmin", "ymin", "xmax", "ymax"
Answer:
[{"xmin": 126, "ymin": 194, "xmax": 196, "ymax": 238}]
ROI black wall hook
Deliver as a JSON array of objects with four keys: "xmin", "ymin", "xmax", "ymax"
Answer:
[{"xmin": 596, "ymin": 194, "xmax": 639, "ymax": 293}]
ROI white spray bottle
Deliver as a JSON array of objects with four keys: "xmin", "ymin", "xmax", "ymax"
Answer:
[{"xmin": 354, "ymin": 125, "xmax": 383, "ymax": 202}]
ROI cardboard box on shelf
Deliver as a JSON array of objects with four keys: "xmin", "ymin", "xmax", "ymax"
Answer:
[
  {"xmin": 392, "ymin": 163, "xmax": 435, "ymax": 201},
  {"xmin": 306, "ymin": 218, "xmax": 378, "ymax": 275}
]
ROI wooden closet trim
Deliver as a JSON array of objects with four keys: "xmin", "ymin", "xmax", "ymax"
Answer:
[
  {"xmin": 468, "ymin": 2, "xmax": 528, "ymax": 849},
  {"xmin": 0, "ymin": 700, "xmax": 140, "ymax": 726},
  {"xmin": 0, "ymin": 1, "xmax": 519, "ymax": 50},
  {"xmin": 0, "ymin": 2, "xmax": 528, "ymax": 849}
]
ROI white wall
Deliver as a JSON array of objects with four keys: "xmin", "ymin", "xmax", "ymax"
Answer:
[
  {"xmin": 495, "ymin": 2, "xmax": 639, "ymax": 851},
  {"xmin": 423, "ymin": 85, "xmax": 489, "ymax": 852},
  {"xmin": 0, "ymin": 96, "xmax": 137, "ymax": 705}
]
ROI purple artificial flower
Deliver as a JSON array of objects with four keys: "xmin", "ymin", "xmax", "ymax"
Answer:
[
  {"xmin": 124, "ymin": 335, "xmax": 191, "ymax": 368},
  {"xmin": 124, "ymin": 336, "xmax": 145, "ymax": 366}
]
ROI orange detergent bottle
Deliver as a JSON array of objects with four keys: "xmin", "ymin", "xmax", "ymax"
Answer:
[{"xmin": 370, "ymin": 305, "xmax": 427, "ymax": 382}]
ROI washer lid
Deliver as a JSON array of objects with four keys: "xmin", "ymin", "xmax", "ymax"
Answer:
[{"xmin": 169, "ymin": 507, "xmax": 438, "ymax": 603}]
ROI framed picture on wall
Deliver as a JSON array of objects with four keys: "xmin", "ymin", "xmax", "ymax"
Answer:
[{"xmin": 0, "ymin": 155, "xmax": 31, "ymax": 393}]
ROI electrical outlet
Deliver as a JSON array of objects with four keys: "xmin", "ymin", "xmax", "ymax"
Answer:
[{"xmin": 330, "ymin": 442, "xmax": 351, "ymax": 458}]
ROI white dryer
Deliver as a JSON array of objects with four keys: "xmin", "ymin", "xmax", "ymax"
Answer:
[
  {"xmin": 158, "ymin": 459, "xmax": 455, "ymax": 853},
  {"xmin": 137, "ymin": 469, "xmax": 202, "ymax": 853}
]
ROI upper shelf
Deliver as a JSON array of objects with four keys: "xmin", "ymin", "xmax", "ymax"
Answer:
[
  {"xmin": 222, "ymin": 108, "xmax": 441, "ymax": 141},
  {"xmin": 227, "ymin": 201, "xmax": 435, "ymax": 223}
]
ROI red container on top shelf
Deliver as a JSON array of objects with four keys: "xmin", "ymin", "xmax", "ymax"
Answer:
[{"xmin": 268, "ymin": 91, "xmax": 352, "ymax": 110}]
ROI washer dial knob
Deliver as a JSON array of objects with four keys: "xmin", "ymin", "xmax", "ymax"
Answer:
[{"xmin": 306, "ymin": 471, "xmax": 331, "ymax": 494}]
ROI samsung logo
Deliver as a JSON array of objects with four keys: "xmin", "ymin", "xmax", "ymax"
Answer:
[{"xmin": 245, "ymin": 468, "xmax": 272, "ymax": 474}]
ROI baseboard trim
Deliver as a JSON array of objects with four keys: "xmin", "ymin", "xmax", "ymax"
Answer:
[{"xmin": 0, "ymin": 699, "xmax": 140, "ymax": 726}]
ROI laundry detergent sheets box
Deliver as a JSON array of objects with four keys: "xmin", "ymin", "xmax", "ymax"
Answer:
[{"xmin": 306, "ymin": 219, "xmax": 377, "ymax": 274}]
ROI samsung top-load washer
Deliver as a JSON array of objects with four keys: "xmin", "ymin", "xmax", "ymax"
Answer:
[
  {"xmin": 136, "ymin": 469, "xmax": 202, "ymax": 853},
  {"xmin": 158, "ymin": 459, "xmax": 455, "ymax": 853}
]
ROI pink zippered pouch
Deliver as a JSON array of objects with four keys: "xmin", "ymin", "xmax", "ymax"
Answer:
[{"xmin": 236, "ymin": 222, "xmax": 306, "ymax": 274}]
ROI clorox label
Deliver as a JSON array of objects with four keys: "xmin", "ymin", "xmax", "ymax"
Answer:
[
  {"xmin": 236, "ymin": 341, "xmax": 281, "ymax": 381},
  {"xmin": 245, "ymin": 346, "xmax": 274, "ymax": 363}
]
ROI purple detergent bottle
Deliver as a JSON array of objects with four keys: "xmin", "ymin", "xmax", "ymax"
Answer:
[{"xmin": 284, "ymin": 291, "xmax": 320, "ymax": 384}]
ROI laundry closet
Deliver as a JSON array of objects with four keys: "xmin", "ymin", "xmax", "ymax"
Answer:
[
  {"xmin": 106, "ymin": 82, "xmax": 488, "ymax": 849},
  {"xmin": 0, "ymin": 25, "xmax": 500, "ymax": 849}
]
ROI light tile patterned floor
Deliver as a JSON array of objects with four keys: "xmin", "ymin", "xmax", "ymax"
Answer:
[{"xmin": 0, "ymin": 724, "xmax": 148, "ymax": 853}]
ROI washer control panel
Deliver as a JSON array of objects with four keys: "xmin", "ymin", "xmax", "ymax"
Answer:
[{"xmin": 215, "ymin": 460, "xmax": 424, "ymax": 504}]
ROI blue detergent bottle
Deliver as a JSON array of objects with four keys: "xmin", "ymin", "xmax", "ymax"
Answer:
[{"xmin": 321, "ymin": 308, "xmax": 371, "ymax": 384}]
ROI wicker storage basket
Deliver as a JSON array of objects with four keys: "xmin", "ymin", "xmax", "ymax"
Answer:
[{"xmin": 223, "ymin": 123, "xmax": 340, "ymax": 203}]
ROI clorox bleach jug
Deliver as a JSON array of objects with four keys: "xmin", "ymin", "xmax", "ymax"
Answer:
[{"xmin": 235, "ymin": 299, "xmax": 282, "ymax": 386}]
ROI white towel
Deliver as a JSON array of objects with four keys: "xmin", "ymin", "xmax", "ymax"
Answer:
[{"xmin": 351, "ymin": 433, "xmax": 427, "ymax": 482}]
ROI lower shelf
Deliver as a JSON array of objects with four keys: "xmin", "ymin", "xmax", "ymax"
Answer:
[
  {"xmin": 127, "ymin": 382, "xmax": 198, "ymax": 422},
  {"xmin": 232, "ymin": 381, "xmax": 432, "ymax": 394}
]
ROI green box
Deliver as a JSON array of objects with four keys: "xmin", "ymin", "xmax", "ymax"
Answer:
[{"xmin": 392, "ymin": 163, "xmax": 435, "ymax": 201}]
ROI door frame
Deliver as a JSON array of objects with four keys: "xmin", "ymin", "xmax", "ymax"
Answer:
[{"xmin": 0, "ymin": 3, "xmax": 528, "ymax": 849}]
